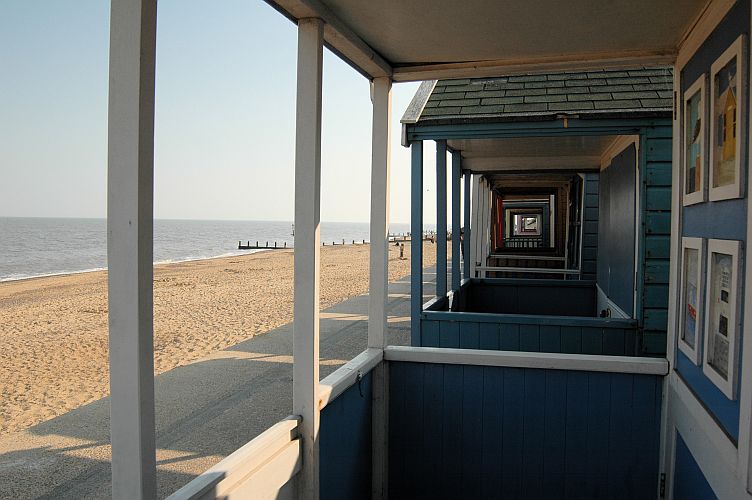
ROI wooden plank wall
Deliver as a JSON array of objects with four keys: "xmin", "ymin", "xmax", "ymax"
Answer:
[
  {"xmin": 462, "ymin": 279, "xmax": 596, "ymax": 316},
  {"xmin": 421, "ymin": 315, "xmax": 639, "ymax": 356},
  {"xmin": 388, "ymin": 361, "xmax": 662, "ymax": 500},
  {"xmin": 320, "ymin": 371, "xmax": 372, "ymax": 499},
  {"xmin": 640, "ymin": 125, "xmax": 672, "ymax": 354},
  {"xmin": 582, "ymin": 173, "xmax": 600, "ymax": 280}
]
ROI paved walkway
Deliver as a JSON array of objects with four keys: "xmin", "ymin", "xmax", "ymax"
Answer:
[{"xmin": 0, "ymin": 267, "xmax": 441, "ymax": 499}]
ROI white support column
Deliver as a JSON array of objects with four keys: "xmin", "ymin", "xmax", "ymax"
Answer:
[
  {"xmin": 293, "ymin": 17, "xmax": 324, "ymax": 500},
  {"xmin": 470, "ymin": 175, "xmax": 480, "ymax": 278},
  {"xmin": 106, "ymin": 1, "xmax": 157, "ymax": 498},
  {"xmin": 368, "ymin": 77, "xmax": 392, "ymax": 349}
]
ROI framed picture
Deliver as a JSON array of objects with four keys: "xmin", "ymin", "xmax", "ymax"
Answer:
[
  {"xmin": 678, "ymin": 237, "xmax": 704, "ymax": 363},
  {"xmin": 709, "ymin": 35, "xmax": 746, "ymax": 201},
  {"xmin": 683, "ymin": 76, "xmax": 706, "ymax": 206},
  {"xmin": 703, "ymin": 239, "xmax": 742, "ymax": 398}
]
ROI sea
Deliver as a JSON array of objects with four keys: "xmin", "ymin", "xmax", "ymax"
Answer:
[{"xmin": 0, "ymin": 217, "xmax": 416, "ymax": 282}]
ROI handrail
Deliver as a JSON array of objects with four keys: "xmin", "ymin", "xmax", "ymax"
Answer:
[
  {"xmin": 384, "ymin": 346, "xmax": 669, "ymax": 376},
  {"xmin": 421, "ymin": 309, "xmax": 637, "ymax": 328},
  {"xmin": 318, "ymin": 347, "xmax": 382, "ymax": 410},
  {"xmin": 490, "ymin": 254, "xmax": 566, "ymax": 261},
  {"xmin": 167, "ymin": 416, "xmax": 301, "ymax": 500},
  {"xmin": 477, "ymin": 266, "xmax": 581, "ymax": 275}
]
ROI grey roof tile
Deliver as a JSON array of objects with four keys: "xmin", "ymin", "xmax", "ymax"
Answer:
[{"xmin": 414, "ymin": 66, "xmax": 673, "ymax": 122}]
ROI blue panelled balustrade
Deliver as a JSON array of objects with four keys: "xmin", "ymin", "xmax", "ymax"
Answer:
[{"xmin": 388, "ymin": 361, "xmax": 663, "ymax": 499}]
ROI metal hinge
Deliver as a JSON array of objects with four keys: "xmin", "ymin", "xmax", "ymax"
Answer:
[{"xmin": 660, "ymin": 472, "xmax": 666, "ymax": 498}]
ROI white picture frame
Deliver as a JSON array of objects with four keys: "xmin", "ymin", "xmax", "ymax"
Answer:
[
  {"xmin": 678, "ymin": 237, "xmax": 705, "ymax": 363},
  {"xmin": 703, "ymin": 239, "xmax": 743, "ymax": 398},
  {"xmin": 709, "ymin": 35, "xmax": 746, "ymax": 202},
  {"xmin": 683, "ymin": 76, "xmax": 706, "ymax": 206}
]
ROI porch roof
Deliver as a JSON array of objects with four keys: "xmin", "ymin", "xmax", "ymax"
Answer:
[{"xmin": 402, "ymin": 67, "xmax": 674, "ymax": 125}]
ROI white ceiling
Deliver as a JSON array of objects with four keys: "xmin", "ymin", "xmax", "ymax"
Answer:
[
  {"xmin": 268, "ymin": 0, "xmax": 710, "ymax": 79},
  {"xmin": 449, "ymin": 136, "xmax": 618, "ymax": 172}
]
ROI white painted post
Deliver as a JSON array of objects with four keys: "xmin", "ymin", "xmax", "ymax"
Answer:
[
  {"xmin": 368, "ymin": 77, "xmax": 392, "ymax": 349},
  {"xmin": 470, "ymin": 175, "xmax": 480, "ymax": 278},
  {"xmin": 106, "ymin": 0, "xmax": 157, "ymax": 498},
  {"xmin": 293, "ymin": 17, "xmax": 324, "ymax": 500}
]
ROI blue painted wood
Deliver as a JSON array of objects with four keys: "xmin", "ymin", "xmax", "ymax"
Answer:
[
  {"xmin": 459, "ymin": 321, "xmax": 480, "ymax": 349},
  {"xmin": 451, "ymin": 152, "xmax": 461, "ymax": 291},
  {"xmin": 478, "ymin": 322, "xmax": 499, "ymax": 350},
  {"xmin": 436, "ymin": 140, "xmax": 448, "ymax": 298},
  {"xmin": 463, "ymin": 172, "xmax": 471, "ymax": 280},
  {"xmin": 539, "ymin": 325, "xmax": 561, "ymax": 353},
  {"xmin": 439, "ymin": 320, "xmax": 459, "ymax": 348},
  {"xmin": 674, "ymin": 433, "xmax": 718, "ymax": 500},
  {"xmin": 411, "ymin": 141, "xmax": 423, "ymax": 347},
  {"xmin": 388, "ymin": 362, "xmax": 663, "ymax": 499},
  {"xmin": 676, "ymin": 351, "xmax": 740, "ymax": 442},
  {"xmin": 422, "ymin": 319, "xmax": 440, "ymax": 347},
  {"xmin": 387, "ymin": 362, "xmax": 407, "ymax": 496},
  {"xmin": 462, "ymin": 278, "xmax": 597, "ymax": 316},
  {"xmin": 560, "ymin": 326, "xmax": 582, "ymax": 354},
  {"xmin": 401, "ymin": 362, "xmax": 424, "ymax": 499},
  {"xmin": 320, "ymin": 371, "xmax": 372, "ymax": 500},
  {"xmin": 500, "ymin": 323, "xmax": 520, "ymax": 350},
  {"xmin": 519, "ymin": 324, "xmax": 540, "ymax": 352}
]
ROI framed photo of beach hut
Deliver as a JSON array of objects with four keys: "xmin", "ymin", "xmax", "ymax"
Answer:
[
  {"xmin": 678, "ymin": 237, "xmax": 704, "ymax": 363},
  {"xmin": 703, "ymin": 239, "xmax": 742, "ymax": 398},
  {"xmin": 683, "ymin": 76, "xmax": 706, "ymax": 206},
  {"xmin": 709, "ymin": 35, "xmax": 746, "ymax": 201}
]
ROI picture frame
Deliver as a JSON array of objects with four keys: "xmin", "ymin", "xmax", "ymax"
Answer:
[
  {"xmin": 709, "ymin": 35, "xmax": 746, "ymax": 202},
  {"xmin": 682, "ymin": 76, "xmax": 706, "ymax": 206},
  {"xmin": 703, "ymin": 239, "xmax": 742, "ymax": 399},
  {"xmin": 678, "ymin": 237, "xmax": 704, "ymax": 363}
]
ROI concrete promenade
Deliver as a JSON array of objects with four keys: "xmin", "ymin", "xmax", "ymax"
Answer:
[{"xmin": 0, "ymin": 267, "xmax": 440, "ymax": 499}]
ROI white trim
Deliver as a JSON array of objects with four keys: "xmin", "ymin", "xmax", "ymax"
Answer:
[
  {"xmin": 596, "ymin": 283, "xmax": 630, "ymax": 319},
  {"xmin": 292, "ymin": 18, "xmax": 324, "ymax": 500},
  {"xmin": 702, "ymin": 238, "xmax": 743, "ymax": 399},
  {"xmin": 742, "ymin": 9, "xmax": 752, "ymax": 488},
  {"xmin": 106, "ymin": 1, "xmax": 158, "ymax": 497},
  {"xmin": 682, "ymin": 75, "xmax": 707, "ymax": 206},
  {"xmin": 383, "ymin": 346, "xmax": 669, "ymax": 376},
  {"xmin": 676, "ymin": 0, "xmax": 737, "ymax": 71},
  {"xmin": 391, "ymin": 51, "xmax": 676, "ymax": 83},
  {"xmin": 470, "ymin": 174, "xmax": 480, "ymax": 278},
  {"xmin": 318, "ymin": 348, "xmax": 383, "ymax": 410},
  {"xmin": 167, "ymin": 417, "xmax": 301, "ymax": 500},
  {"xmin": 368, "ymin": 77, "xmax": 392, "ymax": 349},
  {"xmin": 709, "ymin": 35, "xmax": 746, "ymax": 202},
  {"xmin": 669, "ymin": 373, "xmax": 749, "ymax": 499},
  {"xmin": 677, "ymin": 237, "xmax": 705, "ymax": 364}
]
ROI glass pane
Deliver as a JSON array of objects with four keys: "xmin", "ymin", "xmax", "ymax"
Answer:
[
  {"xmin": 707, "ymin": 251, "xmax": 733, "ymax": 379},
  {"xmin": 713, "ymin": 56, "xmax": 738, "ymax": 188},
  {"xmin": 685, "ymin": 91, "xmax": 702, "ymax": 195},
  {"xmin": 682, "ymin": 248, "xmax": 699, "ymax": 348}
]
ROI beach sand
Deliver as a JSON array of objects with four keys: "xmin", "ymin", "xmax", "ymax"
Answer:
[{"xmin": 0, "ymin": 240, "xmax": 439, "ymax": 436}]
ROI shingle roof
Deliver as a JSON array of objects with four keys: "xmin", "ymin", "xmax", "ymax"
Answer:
[{"xmin": 412, "ymin": 67, "xmax": 673, "ymax": 123}]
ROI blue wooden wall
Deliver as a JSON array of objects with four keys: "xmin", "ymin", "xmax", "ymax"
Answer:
[
  {"xmin": 388, "ymin": 361, "xmax": 662, "ymax": 499},
  {"xmin": 422, "ymin": 312, "xmax": 639, "ymax": 355},
  {"xmin": 674, "ymin": 0, "xmax": 749, "ymax": 444},
  {"xmin": 320, "ymin": 371, "xmax": 372, "ymax": 500},
  {"xmin": 673, "ymin": 433, "xmax": 717, "ymax": 500},
  {"xmin": 582, "ymin": 173, "xmax": 600, "ymax": 280},
  {"xmin": 640, "ymin": 126, "xmax": 673, "ymax": 354}
]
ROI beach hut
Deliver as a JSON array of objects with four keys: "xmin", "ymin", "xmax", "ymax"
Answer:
[
  {"xmin": 106, "ymin": 1, "xmax": 752, "ymax": 499},
  {"xmin": 403, "ymin": 69, "xmax": 674, "ymax": 358}
]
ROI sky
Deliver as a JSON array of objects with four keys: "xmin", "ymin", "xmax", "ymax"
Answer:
[{"xmin": 0, "ymin": 0, "xmax": 440, "ymax": 224}]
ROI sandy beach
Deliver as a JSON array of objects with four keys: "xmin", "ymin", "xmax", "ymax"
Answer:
[{"xmin": 0, "ymin": 241, "xmax": 439, "ymax": 436}]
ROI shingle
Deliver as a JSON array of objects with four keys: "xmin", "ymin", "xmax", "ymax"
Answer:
[
  {"xmin": 547, "ymin": 86, "xmax": 589, "ymax": 95},
  {"xmin": 434, "ymin": 92, "xmax": 468, "ymax": 100},
  {"xmin": 441, "ymin": 79, "xmax": 472, "ymax": 86},
  {"xmin": 524, "ymin": 94, "xmax": 567, "ymax": 103},
  {"xmin": 508, "ymin": 74, "xmax": 548, "ymax": 83},
  {"xmin": 525, "ymin": 81, "xmax": 565, "ymax": 89},
  {"xmin": 640, "ymin": 98, "xmax": 673, "ymax": 108},
  {"xmin": 548, "ymin": 101, "xmax": 595, "ymax": 111},
  {"xmin": 481, "ymin": 96, "xmax": 524, "ymax": 105},
  {"xmin": 612, "ymin": 91, "xmax": 660, "ymax": 100},
  {"xmin": 607, "ymin": 77, "xmax": 651, "ymax": 84},
  {"xmin": 436, "ymin": 84, "xmax": 483, "ymax": 92},
  {"xmin": 424, "ymin": 100, "xmax": 439, "ymax": 108},
  {"xmin": 630, "ymin": 69, "xmax": 672, "ymax": 77},
  {"xmin": 594, "ymin": 99, "xmax": 642, "ymax": 109},
  {"xmin": 601, "ymin": 71, "xmax": 630, "ymax": 78},
  {"xmin": 595, "ymin": 85, "xmax": 636, "ymax": 93},
  {"xmin": 506, "ymin": 88, "xmax": 547, "ymax": 97},
  {"xmin": 566, "ymin": 79, "xmax": 606, "ymax": 87},
  {"xmin": 549, "ymin": 72, "xmax": 589, "ymax": 81},
  {"xmin": 421, "ymin": 106, "xmax": 460, "ymax": 116},
  {"xmin": 438, "ymin": 98, "xmax": 480, "ymax": 107},
  {"xmin": 483, "ymin": 82, "xmax": 525, "ymax": 90},
  {"xmin": 464, "ymin": 90, "xmax": 506, "ymax": 99},
  {"xmin": 649, "ymin": 76, "xmax": 672, "ymax": 84},
  {"xmin": 633, "ymin": 83, "xmax": 672, "ymax": 91},
  {"xmin": 657, "ymin": 90, "xmax": 673, "ymax": 99},
  {"xmin": 504, "ymin": 102, "xmax": 548, "ymax": 113},
  {"xmin": 568, "ymin": 92, "xmax": 613, "ymax": 101},
  {"xmin": 460, "ymin": 105, "xmax": 505, "ymax": 115}
]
